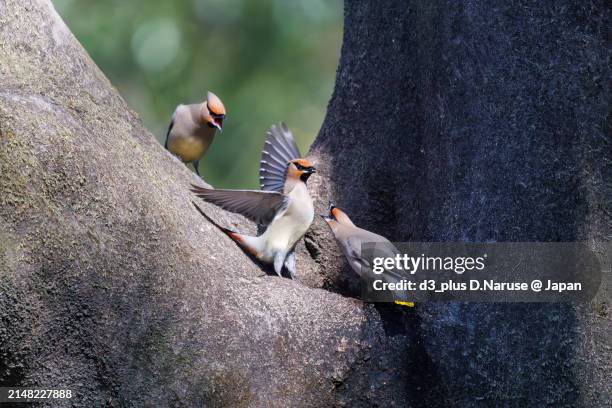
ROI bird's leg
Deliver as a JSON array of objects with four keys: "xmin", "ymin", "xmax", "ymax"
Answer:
[
  {"xmin": 193, "ymin": 160, "xmax": 201, "ymax": 177},
  {"xmin": 284, "ymin": 252, "xmax": 297, "ymax": 280},
  {"xmin": 273, "ymin": 253, "xmax": 285, "ymax": 278}
]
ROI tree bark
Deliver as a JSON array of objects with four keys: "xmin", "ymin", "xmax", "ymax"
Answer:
[
  {"xmin": 0, "ymin": 1, "xmax": 408, "ymax": 407},
  {"xmin": 0, "ymin": 0, "xmax": 609, "ymax": 407},
  {"xmin": 308, "ymin": 1, "xmax": 610, "ymax": 407}
]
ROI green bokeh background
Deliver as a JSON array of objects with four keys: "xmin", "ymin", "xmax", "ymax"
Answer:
[{"xmin": 53, "ymin": 0, "xmax": 342, "ymax": 189}]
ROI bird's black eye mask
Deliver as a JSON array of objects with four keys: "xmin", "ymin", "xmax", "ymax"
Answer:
[
  {"xmin": 206, "ymin": 107, "xmax": 225, "ymax": 128},
  {"xmin": 207, "ymin": 103, "xmax": 225, "ymax": 119},
  {"xmin": 300, "ymin": 172, "xmax": 312, "ymax": 183},
  {"xmin": 294, "ymin": 163, "xmax": 316, "ymax": 182}
]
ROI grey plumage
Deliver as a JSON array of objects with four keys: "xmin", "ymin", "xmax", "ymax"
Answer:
[
  {"xmin": 260, "ymin": 122, "xmax": 301, "ymax": 192},
  {"xmin": 192, "ymin": 122, "xmax": 315, "ymax": 279},
  {"xmin": 165, "ymin": 92, "xmax": 225, "ymax": 177},
  {"xmin": 331, "ymin": 223, "xmax": 402, "ymax": 278},
  {"xmin": 323, "ymin": 204, "xmax": 414, "ymax": 305},
  {"xmin": 190, "ymin": 187, "xmax": 288, "ymax": 226}
]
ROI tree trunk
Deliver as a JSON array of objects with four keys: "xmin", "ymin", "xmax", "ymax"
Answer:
[
  {"xmin": 0, "ymin": 1, "xmax": 609, "ymax": 408},
  {"xmin": 308, "ymin": 1, "xmax": 610, "ymax": 407},
  {"xmin": 0, "ymin": 1, "xmax": 408, "ymax": 406}
]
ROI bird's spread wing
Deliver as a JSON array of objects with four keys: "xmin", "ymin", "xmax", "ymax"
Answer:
[
  {"xmin": 260, "ymin": 122, "xmax": 301, "ymax": 192},
  {"xmin": 191, "ymin": 185, "xmax": 288, "ymax": 226}
]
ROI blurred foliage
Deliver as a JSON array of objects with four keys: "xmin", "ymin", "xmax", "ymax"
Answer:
[{"xmin": 53, "ymin": 0, "xmax": 342, "ymax": 188}]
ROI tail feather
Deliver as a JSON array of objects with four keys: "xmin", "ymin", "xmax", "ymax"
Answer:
[
  {"xmin": 191, "ymin": 202, "xmax": 258, "ymax": 256},
  {"xmin": 394, "ymin": 300, "xmax": 415, "ymax": 308},
  {"xmin": 192, "ymin": 201, "xmax": 240, "ymax": 239}
]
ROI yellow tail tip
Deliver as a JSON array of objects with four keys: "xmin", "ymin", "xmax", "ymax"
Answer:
[{"xmin": 394, "ymin": 301, "xmax": 415, "ymax": 308}]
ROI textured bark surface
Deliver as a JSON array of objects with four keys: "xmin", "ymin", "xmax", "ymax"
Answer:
[
  {"xmin": 0, "ymin": 1, "xmax": 411, "ymax": 407},
  {"xmin": 308, "ymin": 1, "xmax": 611, "ymax": 407},
  {"xmin": 0, "ymin": 0, "xmax": 610, "ymax": 407}
]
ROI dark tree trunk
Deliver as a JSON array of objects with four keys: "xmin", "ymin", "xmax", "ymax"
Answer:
[
  {"xmin": 0, "ymin": 0, "xmax": 609, "ymax": 407},
  {"xmin": 308, "ymin": 1, "xmax": 610, "ymax": 406}
]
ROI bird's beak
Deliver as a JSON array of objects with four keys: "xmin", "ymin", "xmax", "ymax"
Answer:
[
  {"xmin": 213, "ymin": 119, "xmax": 223, "ymax": 132},
  {"xmin": 321, "ymin": 203, "xmax": 334, "ymax": 222},
  {"xmin": 304, "ymin": 167, "xmax": 316, "ymax": 175},
  {"xmin": 327, "ymin": 203, "xmax": 336, "ymax": 219}
]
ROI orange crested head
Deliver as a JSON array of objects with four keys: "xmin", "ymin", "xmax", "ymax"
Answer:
[
  {"xmin": 203, "ymin": 91, "xmax": 226, "ymax": 131},
  {"xmin": 328, "ymin": 204, "xmax": 355, "ymax": 226},
  {"xmin": 287, "ymin": 158, "xmax": 316, "ymax": 183}
]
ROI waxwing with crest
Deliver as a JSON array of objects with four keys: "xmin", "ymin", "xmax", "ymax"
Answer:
[
  {"xmin": 165, "ymin": 91, "xmax": 226, "ymax": 177},
  {"xmin": 323, "ymin": 204, "xmax": 414, "ymax": 306},
  {"xmin": 192, "ymin": 122, "xmax": 315, "ymax": 279}
]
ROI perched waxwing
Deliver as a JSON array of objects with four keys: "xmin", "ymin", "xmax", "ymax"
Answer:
[
  {"xmin": 192, "ymin": 122, "xmax": 315, "ymax": 278},
  {"xmin": 165, "ymin": 91, "xmax": 226, "ymax": 176},
  {"xmin": 323, "ymin": 204, "xmax": 414, "ymax": 307}
]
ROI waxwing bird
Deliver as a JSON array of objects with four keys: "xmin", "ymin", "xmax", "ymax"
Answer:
[
  {"xmin": 192, "ymin": 122, "xmax": 315, "ymax": 279},
  {"xmin": 165, "ymin": 91, "xmax": 226, "ymax": 177},
  {"xmin": 323, "ymin": 204, "xmax": 414, "ymax": 307}
]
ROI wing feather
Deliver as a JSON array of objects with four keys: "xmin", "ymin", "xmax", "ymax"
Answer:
[
  {"xmin": 191, "ymin": 185, "xmax": 288, "ymax": 226},
  {"xmin": 343, "ymin": 228, "xmax": 413, "ymax": 304},
  {"xmin": 164, "ymin": 112, "xmax": 175, "ymax": 149},
  {"xmin": 346, "ymin": 234, "xmax": 405, "ymax": 279},
  {"xmin": 259, "ymin": 122, "xmax": 301, "ymax": 192}
]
